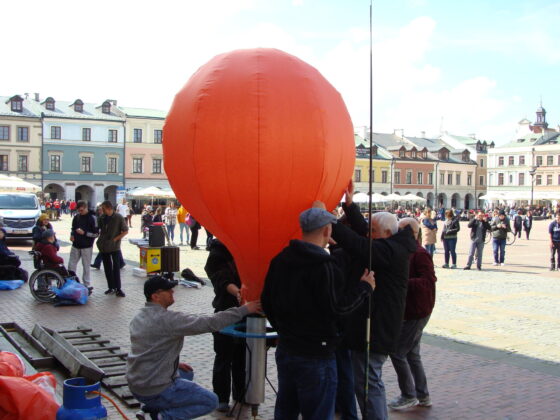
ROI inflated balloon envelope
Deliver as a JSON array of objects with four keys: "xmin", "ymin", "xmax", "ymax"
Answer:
[{"xmin": 163, "ymin": 48, "xmax": 355, "ymax": 301}]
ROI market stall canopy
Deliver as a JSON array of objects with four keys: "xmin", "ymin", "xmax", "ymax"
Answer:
[
  {"xmin": 127, "ymin": 186, "xmax": 176, "ymax": 199},
  {"xmin": 0, "ymin": 175, "xmax": 40, "ymax": 193},
  {"xmin": 371, "ymin": 193, "xmax": 387, "ymax": 203},
  {"xmin": 402, "ymin": 193, "xmax": 426, "ymax": 202},
  {"xmin": 352, "ymin": 192, "xmax": 370, "ymax": 203},
  {"xmin": 384, "ymin": 193, "xmax": 403, "ymax": 201}
]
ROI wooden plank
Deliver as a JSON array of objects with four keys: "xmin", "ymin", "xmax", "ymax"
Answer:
[
  {"xmin": 88, "ymin": 352, "xmax": 128, "ymax": 360},
  {"xmin": 79, "ymin": 346, "xmax": 120, "ymax": 353},
  {"xmin": 104, "ymin": 378, "xmax": 128, "ymax": 387},
  {"xmin": 31, "ymin": 324, "xmax": 105, "ymax": 381},
  {"xmin": 97, "ymin": 361, "xmax": 127, "ymax": 368},
  {"xmin": 72, "ymin": 340, "xmax": 111, "ymax": 346},
  {"xmin": 61, "ymin": 334, "xmax": 102, "ymax": 339},
  {"xmin": 57, "ymin": 328, "xmax": 93, "ymax": 333}
]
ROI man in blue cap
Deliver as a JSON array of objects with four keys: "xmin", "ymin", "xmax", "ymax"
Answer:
[{"xmin": 261, "ymin": 207, "xmax": 375, "ymax": 420}]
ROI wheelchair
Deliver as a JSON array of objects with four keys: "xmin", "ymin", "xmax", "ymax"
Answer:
[{"xmin": 28, "ymin": 250, "xmax": 67, "ymax": 303}]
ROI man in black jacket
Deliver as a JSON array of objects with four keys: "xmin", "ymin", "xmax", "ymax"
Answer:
[
  {"xmin": 68, "ymin": 201, "xmax": 98, "ymax": 294},
  {"xmin": 464, "ymin": 211, "xmax": 491, "ymax": 271},
  {"xmin": 328, "ymin": 182, "xmax": 417, "ymax": 420},
  {"xmin": 204, "ymin": 239, "xmax": 245, "ymax": 413},
  {"xmin": 261, "ymin": 207, "xmax": 375, "ymax": 420}
]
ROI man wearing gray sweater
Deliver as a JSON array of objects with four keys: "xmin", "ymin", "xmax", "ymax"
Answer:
[{"xmin": 127, "ymin": 275, "xmax": 260, "ymax": 419}]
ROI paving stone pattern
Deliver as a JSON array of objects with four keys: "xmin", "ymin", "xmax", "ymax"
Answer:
[{"xmin": 0, "ymin": 215, "xmax": 559, "ymax": 419}]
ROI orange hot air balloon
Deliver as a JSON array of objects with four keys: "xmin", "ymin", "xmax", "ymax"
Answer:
[{"xmin": 163, "ymin": 48, "xmax": 355, "ymax": 301}]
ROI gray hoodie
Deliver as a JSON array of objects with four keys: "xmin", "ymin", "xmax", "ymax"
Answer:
[{"xmin": 126, "ymin": 302, "xmax": 249, "ymax": 396}]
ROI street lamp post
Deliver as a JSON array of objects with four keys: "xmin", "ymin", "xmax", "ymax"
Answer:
[{"xmin": 529, "ymin": 165, "xmax": 538, "ymax": 207}]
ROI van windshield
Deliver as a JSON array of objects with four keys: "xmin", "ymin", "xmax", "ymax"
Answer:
[{"xmin": 0, "ymin": 194, "xmax": 38, "ymax": 210}]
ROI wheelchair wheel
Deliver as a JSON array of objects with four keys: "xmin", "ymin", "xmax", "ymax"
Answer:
[{"xmin": 29, "ymin": 269, "xmax": 65, "ymax": 303}]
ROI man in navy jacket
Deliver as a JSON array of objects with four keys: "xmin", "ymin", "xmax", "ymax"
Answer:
[{"xmin": 68, "ymin": 201, "xmax": 98, "ymax": 293}]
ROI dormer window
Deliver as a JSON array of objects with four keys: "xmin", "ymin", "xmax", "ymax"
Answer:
[
  {"xmin": 422, "ymin": 148, "xmax": 428, "ymax": 159},
  {"xmin": 9, "ymin": 96, "xmax": 23, "ymax": 112},
  {"xmin": 73, "ymin": 99, "xmax": 84, "ymax": 113},
  {"xmin": 399, "ymin": 147, "xmax": 406, "ymax": 158},
  {"xmin": 102, "ymin": 101, "xmax": 111, "ymax": 114},
  {"xmin": 411, "ymin": 148, "xmax": 417, "ymax": 158},
  {"xmin": 462, "ymin": 151, "xmax": 470, "ymax": 162},
  {"xmin": 44, "ymin": 97, "xmax": 56, "ymax": 111},
  {"xmin": 372, "ymin": 145, "xmax": 378, "ymax": 156},
  {"xmin": 439, "ymin": 149, "xmax": 449, "ymax": 160}
]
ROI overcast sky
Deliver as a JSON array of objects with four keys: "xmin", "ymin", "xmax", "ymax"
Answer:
[{"xmin": 3, "ymin": 0, "xmax": 559, "ymax": 144}]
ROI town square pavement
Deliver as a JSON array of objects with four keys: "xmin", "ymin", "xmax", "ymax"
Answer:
[{"xmin": 0, "ymin": 214, "xmax": 559, "ymax": 419}]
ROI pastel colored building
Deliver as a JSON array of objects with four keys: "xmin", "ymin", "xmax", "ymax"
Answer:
[
  {"xmin": 41, "ymin": 98, "xmax": 125, "ymax": 205},
  {"xmin": 121, "ymin": 107, "xmax": 168, "ymax": 189},
  {"xmin": 353, "ymin": 134, "xmax": 392, "ymax": 195},
  {"xmin": 0, "ymin": 95, "xmax": 43, "ymax": 186}
]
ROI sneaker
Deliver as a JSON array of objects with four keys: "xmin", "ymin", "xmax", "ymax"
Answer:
[
  {"xmin": 104, "ymin": 288, "xmax": 115, "ymax": 295},
  {"xmin": 451, "ymin": 264, "xmax": 457, "ymax": 269},
  {"xmin": 418, "ymin": 396, "xmax": 432, "ymax": 407},
  {"xmin": 493, "ymin": 262, "xmax": 499, "ymax": 266},
  {"xmin": 91, "ymin": 265, "xmax": 100, "ymax": 270},
  {"xmin": 463, "ymin": 266, "xmax": 471, "ymax": 270},
  {"xmin": 441, "ymin": 264, "xmax": 449, "ymax": 269},
  {"xmin": 87, "ymin": 287, "xmax": 93, "ymax": 296},
  {"xmin": 500, "ymin": 263, "xmax": 505, "ymax": 266},
  {"xmin": 115, "ymin": 289, "xmax": 126, "ymax": 297},
  {"xmin": 388, "ymin": 396, "xmax": 419, "ymax": 410},
  {"xmin": 216, "ymin": 402, "xmax": 230, "ymax": 412}
]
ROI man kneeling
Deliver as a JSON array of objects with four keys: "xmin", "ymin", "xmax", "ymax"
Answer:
[{"xmin": 126, "ymin": 275, "xmax": 260, "ymax": 420}]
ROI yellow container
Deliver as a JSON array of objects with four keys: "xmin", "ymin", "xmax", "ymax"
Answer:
[{"xmin": 139, "ymin": 247, "xmax": 161, "ymax": 273}]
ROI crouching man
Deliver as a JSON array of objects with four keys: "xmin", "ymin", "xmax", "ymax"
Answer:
[{"xmin": 126, "ymin": 275, "xmax": 261, "ymax": 420}]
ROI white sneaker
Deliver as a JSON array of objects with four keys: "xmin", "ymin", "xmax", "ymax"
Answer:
[
  {"xmin": 388, "ymin": 396, "xmax": 419, "ymax": 410},
  {"xmin": 500, "ymin": 263, "xmax": 505, "ymax": 266},
  {"xmin": 493, "ymin": 262, "xmax": 499, "ymax": 266}
]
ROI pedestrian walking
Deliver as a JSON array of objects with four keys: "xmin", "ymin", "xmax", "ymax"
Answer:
[
  {"xmin": 490, "ymin": 210, "xmax": 511, "ymax": 266},
  {"xmin": 97, "ymin": 201, "xmax": 128, "ymax": 297},
  {"xmin": 549, "ymin": 212, "xmax": 560, "ymax": 271},
  {"xmin": 523, "ymin": 210, "xmax": 533, "ymax": 239},
  {"xmin": 513, "ymin": 210, "xmax": 523, "ymax": 238},
  {"xmin": 441, "ymin": 210, "xmax": 460, "ymax": 269},
  {"xmin": 68, "ymin": 201, "xmax": 98, "ymax": 294},
  {"xmin": 464, "ymin": 211, "xmax": 491, "ymax": 271},
  {"xmin": 177, "ymin": 205, "xmax": 190, "ymax": 245},
  {"xmin": 164, "ymin": 202, "xmax": 178, "ymax": 244},
  {"xmin": 420, "ymin": 209, "xmax": 437, "ymax": 256}
]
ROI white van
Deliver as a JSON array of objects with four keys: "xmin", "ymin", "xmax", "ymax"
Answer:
[{"xmin": 0, "ymin": 193, "xmax": 41, "ymax": 239}]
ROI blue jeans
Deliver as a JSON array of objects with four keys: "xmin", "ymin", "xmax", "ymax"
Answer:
[
  {"xmin": 492, "ymin": 238, "xmax": 506, "ymax": 263},
  {"xmin": 424, "ymin": 244, "xmax": 435, "ymax": 256},
  {"xmin": 166, "ymin": 224, "xmax": 176, "ymax": 241},
  {"xmin": 351, "ymin": 351, "xmax": 388, "ymax": 420},
  {"xmin": 275, "ymin": 348, "xmax": 337, "ymax": 420},
  {"xmin": 466, "ymin": 241, "xmax": 485, "ymax": 269},
  {"xmin": 443, "ymin": 237, "xmax": 457, "ymax": 265},
  {"xmin": 179, "ymin": 223, "xmax": 190, "ymax": 244},
  {"xmin": 335, "ymin": 347, "xmax": 358, "ymax": 420},
  {"xmin": 133, "ymin": 369, "xmax": 217, "ymax": 420}
]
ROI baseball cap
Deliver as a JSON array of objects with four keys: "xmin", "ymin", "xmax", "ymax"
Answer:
[
  {"xmin": 299, "ymin": 208, "xmax": 337, "ymax": 233},
  {"xmin": 144, "ymin": 275, "xmax": 178, "ymax": 300}
]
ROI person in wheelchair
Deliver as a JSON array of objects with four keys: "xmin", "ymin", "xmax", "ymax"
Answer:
[
  {"xmin": 32, "ymin": 214, "xmax": 59, "ymax": 250},
  {"xmin": 35, "ymin": 229, "xmax": 76, "ymax": 279},
  {"xmin": 0, "ymin": 227, "xmax": 28, "ymax": 282}
]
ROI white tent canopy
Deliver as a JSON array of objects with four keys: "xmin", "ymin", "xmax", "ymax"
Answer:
[
  {"xmin": 127, "ymin": 186, "xmax": 176, "ymax": 199},
  {"xmin": 402, "ymin": 193, "xmax": 426, "ymax": 202},
  {"xmin": 352, "ymin": 192, "xmax": 370, "ymax": 203},
  {"xmin": 0, "ymin": 175, "xmax": 40, "ymax": 193}
]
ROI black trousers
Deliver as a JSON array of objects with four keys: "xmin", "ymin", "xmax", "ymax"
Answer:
[
  {"xmin": 190, "ymin": 227, "xmax": 199, "ymax": 248},
  {"xmin": 551, "ymin": 242, "xmax": 560, "ymax": 268},
  {"xmin": 524, "ymin": 228, "xmax": 531, "ymax": 239},
  {"xmin": 212, "ymin": 332, "xmax": 246, "ymax": 403},
  {"xmin": 101, "ymin": 251, "xmax": 121, "ymax": 290}
]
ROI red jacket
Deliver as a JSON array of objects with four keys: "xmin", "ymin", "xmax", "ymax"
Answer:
[
  {"xmin": 404, "ymin": 242, "xmax": 437, "ymax": 320},
  {"xmin": 35, "ymin": 241, "xmax": 64, "ymax": 269}
]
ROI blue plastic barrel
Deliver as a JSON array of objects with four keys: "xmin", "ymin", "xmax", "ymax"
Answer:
[{"xmin": 56, "ymin": 377, "xmax": 107, "ymax": 420}]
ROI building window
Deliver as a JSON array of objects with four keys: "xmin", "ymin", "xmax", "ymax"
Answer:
[
  {"xmin": 81, "ymin": 157, "xmax": 92, "ymax": 173},
  {"xmin": 536, "ymin": 156, "xmax": 543, "ymax": 166},
  {"xmin": 411, "ymin": 150, "xmax": 417, "ymax": 158},
  {"xmin": 508, "ymin": 174, "xmax": 513, "ymax": 184},
  {"xmin": 547, "ymin": 174, "xmax": 553, "ymax": 185},
  {"xmin": 479, "ymin": 159, "xmax": 484, "ymax": 168},
  {"xmin": 467, "ymin": 174, "xmax": 472, "ymax": 186},
  {"xmin": 152, "ymin": 159, "xmax": 162, "ymax": 174},
  {"xmin": 498, "ymin": 156, "xmax": 504, "ymax": 166},
  {"xmin": 519, "ymin": 173, "xmax": 525, "ymax": 185},
  {"xmin": 456, "ymin": 174, "xmax": 461, "ymax": 185},
  {"xmin": 102, "ymin": 101, "xmax": 111, "ymax": 114},
  {"xmin": 108, "ymin": 129, "xmax": 118, "ymax": 143},
  {"xmin": 154, "ymin": 130, "xmax": 163, "ymax": 144},
  {"xmin": 133, "ymin": 129, "xmax": 142, "ymax": 143},
  {"xmin": 82, "ymin": 128, "xmax": 91, "ymax": 141},
  {"xmin": 51, "ymin": 126, "xmax": 61, "ymax": 139},
  {"xmin": 354, "ymin": 169, "xmax": 361, "ymax": 182},
  {"xmin": 0, "ymin": 126, "xmax": 9, "ymax": 141},
  {"xmin": 394, "ymin": 171, "xmax": 401, "ymax": 184},
  {"xmin": 440, "ymin": 173, "xmax": 445, "ymax": 185},
  {"xmin": 508, "ymin": 156, "xmax": 514, "ymax": 165},
  {"xmin": 519, "ymin": 155, "xmax": 525, "ymax": 165},
  {"xmin": 428, "ymin": 172, "xmax": 433, "ymax": 185},
  {"xmin": 107, "ymin": 157, "xmax": 117, "ymax": 173},
  {"xmin": 479, "ymin": 175, "xmax": 484, "ymax": 186},
  {"xmin": 133, "ymin": 158, "xmax": 143, "ymax": 174},
  {"xmin": 498, "ymin": 173, "xmax": 504, "ymax": 185},
  {"xmin": 399, "ymin": 149, "xmax": 405, "ymax": 158},
  {"xmin": 0, "ymin": 155, "xmax": 8, "ymax": 171},
  {"xmin": 418, "ymin": 172, "xmax": 423, "ymax": 185},
  {"xmin": 50, "ymin": 155, "xmax": 61, "ymax": 172},
  {"xmin": 45, "ymin": 98, "xmax": 55, "ymax": 111},
  {"xmin": 448, "ymin": 173, "xmax": 453, "ymax": 185},
  {"xmin": 370, "ymin": 169, "xmax": 375, "ymax": 183},
  {"xmin": 535, "ymin": 175, "xmax": 541, "ymax": 185},
  {"xmin": 405, "ymin": 171, "xmax": 412, "ymax": 184},
  {"xmin": 17, "ymin": 127, "xmax": 29, "ymax": 142},
  {"xmin": 547, "ymin": 155, "xmax": 553, "ymax": 166},
  {"xmin": 11, "ymin": 99, "xmax": 22, "ymax": 112},
  {"xmin": 381, "ymin": 170, "xmax": 388, "ymax": 184},
  {"xmin": 17, "ymin": 155, "xmax": 28, "ymax": 172}
]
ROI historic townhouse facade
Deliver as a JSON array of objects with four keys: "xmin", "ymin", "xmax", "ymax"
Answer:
[
  {"xmin": 353, "ymin": 134, "xmax": 392, "ymax": 194},
  {"xmin": 120, "ymin": 107, "xmax": 169, "ymax": 189},
  {"xmin": 41, "ymin": 98, "xmax": 125, "ymax": 204},
  {"xmin": 0, "ymin": 95, "xmax": 43, "ymax": 186}
]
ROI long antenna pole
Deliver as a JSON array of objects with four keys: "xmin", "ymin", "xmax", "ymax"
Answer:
[{"xmin": 364, "ymin": 1, "xmax": 374, "ymax": 418}]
